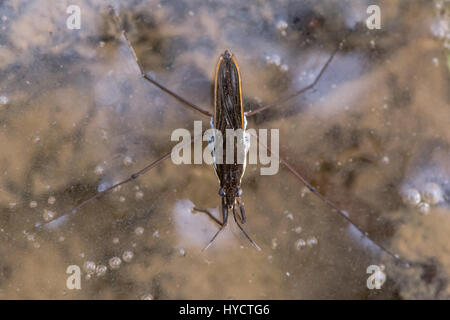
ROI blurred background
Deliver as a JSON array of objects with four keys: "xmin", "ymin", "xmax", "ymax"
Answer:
[{"xmin": 0, "ymin": 0, "xmax": 449, "ymax": 299}]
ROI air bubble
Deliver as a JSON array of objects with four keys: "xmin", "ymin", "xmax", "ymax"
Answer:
[
  {"xmin": 100, "ymin": 129, "xmax": 108, "ymax": 141},
  {"xmin": 135, "ymin": 226, "xmax": 144, "ymax": 236},
  {"xmin": 418, "ymin": 202, "xmax": 430, "ymax": 215},
  {"xmin": 83, "ymin": 261, "xmax": 96, "ymax": 275},
  {"xmin": 373, "ymin": 268, "xmax": 386, "ymax": 286},
  {"xmin": 123, "ymin": 156, "xmax": 133, "ymax": 167},
  {"xmin": 141, "ymin": 294, "xmax": 154, "ymax": 300},
  {"xmin": 178, "ymin": 248, "xmax": 186, "ymax": 256},
  {"xmin": 135, "ymin": 191, "xmax": 144, "ymax": 200},
  {"xmin": 122, "ymin": 250, "xmax": 134, "ymax": 263},
  {"xmin": 96, "ymin": 265, "xmax": 107, "ymax": 277},
  {"xmin": 119, "ymin": 196, "xmax": 125, "ymax": 203},
  {"xmin": 432, "ymin": 57, "xmax": 439, "ymax": 67},
  {"xmin": 276, "ymin": 20, "xmax": 288, "ymax": 31},
  {"xmin": 43, "ymin": 209, "xmax": 55, "ymax": 221},
  {"xmin": 33, "ymin": 242, "xmax": 40, "ymax": 249},
  {"xmin": 401, "ymin": 188, "xmax": 421, "ymax": 206},
  {"xmin": 272, "ymin": 55, "xmax": 281, "ymax": 67},
  {"xmin": 47, "ymin": 196, "xmax": 56, "ymax": 205},
  {"xmin": 109, "ymin": 257, "xmax": 122, "ymax": 269},
  {"xmin": 307, "ymin": 236, "xmax": 318, "ymax": 247},
  {"xmin": 294, "ymin": 226, "xmax": 302, "ymax": 234},
  {"xmin": 0, "ymin": 95, "xmax": 9, "ymax": 105},
  {"xmin": 285, "ymin": 211, "xmax": 294, "ymax": 220},
  {"xmin": 266, "ymin": 54, "xmax": 281, "ymax": 67},
  {"xmin": 8, "ymin": 202, "xmax": 16, "ymax": 209},
  {"xmin": 112, "ymin": 237, "xmax": 119, "ymax": 244},
  {"xmin": 300, "ymin": 187, "xmax": 309, "ymax": 198},
  {"xmin": 94, "ymin": 165, "xmax": 104, "ymax": 175},
  {"xmin": 271, "ymin": 238, "xmax": 278, "ymax": 250},
  {"xmin": 29, "ymin": 201, "xmax": 37, "ymax": 208},
  {"xmin": 295, "ymin": 239, "xmax": 306, "ymax": 250},
  {"xmin": 421, "ymin": 182, "xmax": 443, "ymax": 205},
  {"xmin": 97, "ymin": 183, "xmax": 108, "ymax": 192}
]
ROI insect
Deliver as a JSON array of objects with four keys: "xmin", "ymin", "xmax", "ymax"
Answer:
[
  {"xmin": 198, "ymin": 49, "xmax": 257, "ymax": 250},
  {"xmin": 35, "ymin": 7, "xmax": 410, "ymax": 267}
]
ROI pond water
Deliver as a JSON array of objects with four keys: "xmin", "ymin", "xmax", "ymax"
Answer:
[{"xmin": 0, "ymin": 0, "xmax": 449, "ymax": 299}]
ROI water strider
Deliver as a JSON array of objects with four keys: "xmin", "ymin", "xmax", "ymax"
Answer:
[{"xmin": 34, "ymin": 7, "xmax": 413, "ymax": 267}]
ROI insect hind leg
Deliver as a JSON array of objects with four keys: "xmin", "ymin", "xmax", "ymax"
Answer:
[{"xmin": 251, "ymin": 131, "xmax": 412, "ymax": 267}]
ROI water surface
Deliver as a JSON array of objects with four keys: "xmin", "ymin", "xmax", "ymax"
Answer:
[{"xmin": 0, "ymin": 0, "xmax": 449, "ymax": 299}]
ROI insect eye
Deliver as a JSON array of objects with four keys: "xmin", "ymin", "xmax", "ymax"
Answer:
[
  {"xmin": 236, "ymin": 188, "xmax": 243, "ymax": 197},
  {"xmin": 218, "ymin": 188, "xmax": 226, "ymax": 197}
]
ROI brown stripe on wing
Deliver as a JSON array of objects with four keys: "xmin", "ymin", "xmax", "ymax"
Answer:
[{"xmin": 214, "ymin": 50, "xmax": 244, "ymax": 133}]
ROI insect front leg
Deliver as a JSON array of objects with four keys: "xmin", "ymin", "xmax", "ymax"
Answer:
[
  {"xmin": 191, "ymin": 207, "xmax": 222, "ymax": 227},
  {"xmin": 221, "ymin": 197, "xmax": 229, "ymax": 227},
  {"xmin": 237, "ymin": 199, "xmax": 247, "ymax": 224}
]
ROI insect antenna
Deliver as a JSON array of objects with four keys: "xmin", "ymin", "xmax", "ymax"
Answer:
[
  {"xmin": 202, "ymin": 197, "xmax": 228, "ymax": 251},
  {"xmin": 251, "ymin": 132, "xmax": 412, "ymax": 268},
  {"xmin": 232, "ymin": 203, "xmax": 261, "ymax": 251},
  {"xmin": 108, "ymin": 6, "xmax": 212, "ymax": 117}
]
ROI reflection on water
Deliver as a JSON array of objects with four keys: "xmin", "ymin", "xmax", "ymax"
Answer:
[
  {"xmin": 0, "ymin": 0, "xmax": 449, "ymax": 299},
  {"xmin": 173, "ymin": 200, "xmax": 237, "ymax": 250}
]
